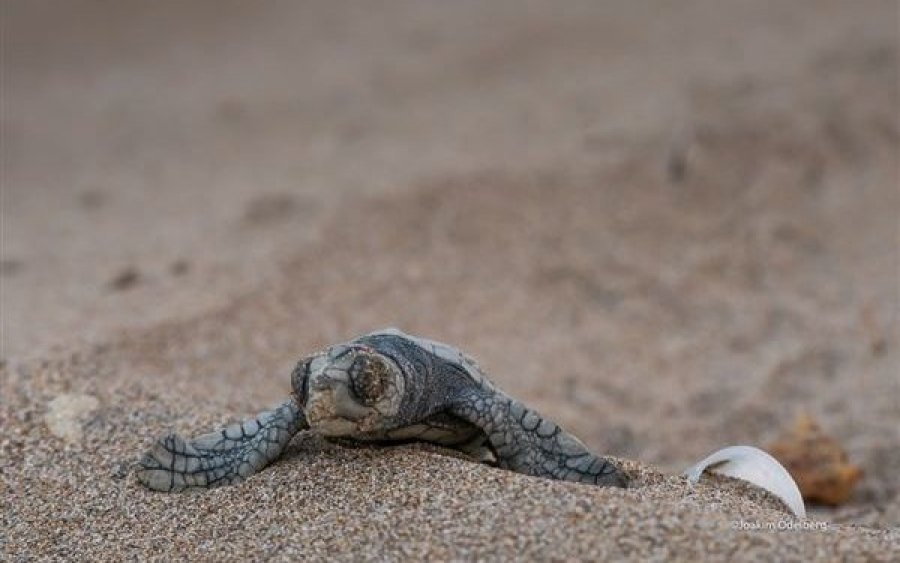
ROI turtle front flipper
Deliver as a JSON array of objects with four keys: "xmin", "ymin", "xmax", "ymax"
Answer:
[
  {"xmin": 450, "ymin": 389, "xmax": 628, "ymax": 488},
  {"xmin": 137, "ymin": 397, "xmax": 307, "ymax": 492}
]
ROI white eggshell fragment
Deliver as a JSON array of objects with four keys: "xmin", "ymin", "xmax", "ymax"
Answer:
[{"xmin": 684, "ymin": 445, "xmax": 806, "ymax": 518}]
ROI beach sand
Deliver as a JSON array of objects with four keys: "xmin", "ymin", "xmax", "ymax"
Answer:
[{"xmin": 3, "ymin": 1, "xmax": 898, "ymax": 559}]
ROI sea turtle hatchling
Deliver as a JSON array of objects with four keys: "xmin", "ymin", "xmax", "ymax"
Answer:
[{"xmin": 137, "ymin": 328, "xmax": 627, "ymax": 491}]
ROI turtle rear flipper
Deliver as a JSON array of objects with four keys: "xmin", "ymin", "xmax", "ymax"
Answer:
[
  {"xmin": 137, "ymin": 398, "xmax": 307, "ymax": 491},
  {"xmin": 450, "ymin": 389, "xmax": 627, "ymax": 488}
]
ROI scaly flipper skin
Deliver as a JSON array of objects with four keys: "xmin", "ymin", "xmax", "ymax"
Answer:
[
  {"xmin": 137, "ymin": 398, "xmax": 307, "ymax": 491},
  {"xmin": 451, "ymin": 389, "xmax": 626, "ymax": 487}
]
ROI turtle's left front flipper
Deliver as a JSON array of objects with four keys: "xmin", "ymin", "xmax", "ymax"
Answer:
[
  {"xmin": 137, "ymin": 397, "xmax": 307, "ymax": 492},
  {"xmin": 450, "ymin": 389, "xmax": 628, "ymax": 488}
]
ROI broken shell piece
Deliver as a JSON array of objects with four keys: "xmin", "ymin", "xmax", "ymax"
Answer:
[
  {"xmin": 684, "ymin": 445, "xmax": 806, "ymax": 518},
  {"xmin": 45, "ymin": 393, "xmax": 100, "ymax": 443},
  {"xmin": 766, "ymin": 413, "xmax": 863, "ymax": 506}
]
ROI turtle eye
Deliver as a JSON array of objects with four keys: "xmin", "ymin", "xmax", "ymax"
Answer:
[
  {"xmin": 291, "ymin": 357, "xmax": 312, "ymax": 401},
  {"xmin": 348, "ymin": 354, "xmax": 390, "ymax": 405}
]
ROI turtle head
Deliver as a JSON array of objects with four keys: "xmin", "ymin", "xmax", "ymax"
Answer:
[{"xmin": 291, "ymin": 344, "xmax": 405, "ymax": 436}]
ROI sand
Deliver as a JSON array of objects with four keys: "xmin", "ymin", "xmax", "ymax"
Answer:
[{"xmin": 2, "ymin": 1, "xmax": 898, "ymax": 560}]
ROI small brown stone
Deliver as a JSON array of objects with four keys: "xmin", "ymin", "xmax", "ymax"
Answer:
[
  {"xmin": 767, "ymin": 413, "xmax": 863, "ymax": 505},
  {"xmin": 108, "ymin": 267, "xmax": 141, "ymax": 291}
]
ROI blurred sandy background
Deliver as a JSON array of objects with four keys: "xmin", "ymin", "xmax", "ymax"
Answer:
[{"xmin": 3, "ymin": 1, "xmax": 898, "ymax": 559}]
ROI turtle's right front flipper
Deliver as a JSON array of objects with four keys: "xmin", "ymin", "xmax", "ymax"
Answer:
[{"xmin": 137, "ymin": 397, "xmax": 307, "ymax": 492}]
